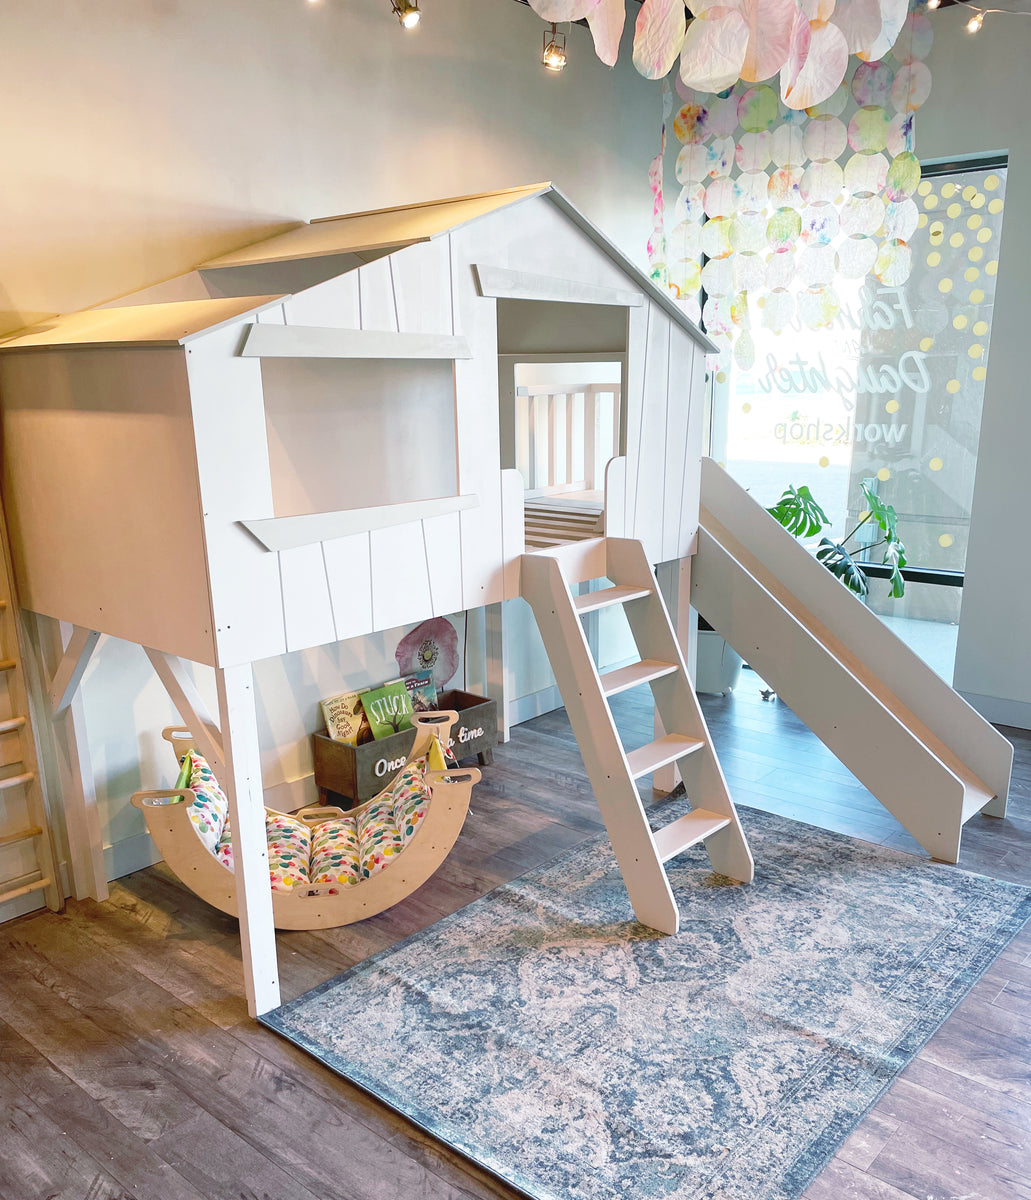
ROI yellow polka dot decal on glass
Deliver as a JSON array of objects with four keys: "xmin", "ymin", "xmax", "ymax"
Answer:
[
  {"xmin": 939, "ymin": 534, "xmax": 954, "ymax": 548},
  {"xmin": 974, "ymin": 320, "xmax": 988, "ymax": 335},
  {"xmin": 919, "ymin": 337, "xmax": 934, "ymax": 352},
  {"xmin": 977, "ymin": 227, "xmax": 992, "ymax": 243},
  {"xmin": 877, "ymin": 468, "xmax": 891, "ymax": 482},
  {"xmin": 938, "ymin": 277, "xmax": 952, "ymax": 293},
  {"xmin": 970, "ymin": 288, "xmax": 985, "ymax": 304},
  {"xmin": 973, "ymin": 366, "xmax": 987, "ymax": 381},
  {"xmin": 946, "ymin": 379, "xmax": 961, "ymax": 394},
  {"xmin": 918, "ymin": 179, "xmax": 932, "ymax": 196},
  {"xmin": 926, "ymin": 251, "xmax": 941, "ymax": 268},
  {"xmin": 972, "ymin": 192, "xmax": 986, "ymax": 209},
  {"xmin": 985, "ymin": 174, "xmax": 1000, "ymax": 190},
  {"xmin": 965, "ymin": 267, "xmax": 979, "ymax": 283},
  {"xmin": 953, "ymin": 315, "xmax": 968, "ymax": 330},
  {"xmin": 742, "ymin": 403, "xmax": 752, "ymax": 412},
  {"xmin": 969, "ymin": 344, "xmax": 984, "ymax": 358},
  {"xmin": 969, "ymin": 246, "xmax": 983, "ymax": 262},
  {"xmin": 918, "ymin": 212, "xmax": 928, "ymax": 228},
  {"xmin": 989, "ymin": 198, "xmax": 1004, "ymax": 215},
  {"xmin": 716, "ymin": 370, "xmax": 727, "ymax": 384},
  {"xmin": 986, "ymin": 260, "xmax": 998, "ymax": 275},
  {"xmin": 949, "ymin": 232, "xmax": 964, "ymax": 249},
  {"xmin": 962, "ymin": 185, "xmax": 976, "ymax": 201},
  {"xmin": 929, "ymin": 457, "xmax": 943, "ymax": 471},
  {"xmin": 928, "ymin": 220, "xmax": 945, "ymax": 244},
  {"xmin": 947, "ymin": 203, "xmax": 961, "ymax": 219},
  {"xmin": 967, "ymin": 215, "xmax": 983, "ymax": 230},
  {"xmin": 923, "ymin": 193, "xmax": 938, "ymax": 210},
  {"xmin": 941, "ymin": 182, "xmax": 956, "ymax": 198},
  {"xmin": 819, "ymin": 456, "xmax": 830, "ymax": 468},
  {"xmin": 885, "ymin": 399, "xmax": 900, "ymax": 413}
]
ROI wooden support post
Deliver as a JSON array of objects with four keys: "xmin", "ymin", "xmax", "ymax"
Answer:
[
  {"xmin": 653, "ymin": 556, "xmax": 694, "ymax": 795},
  {"xmin": 484, "ymin": 601, "xmax": 511, "ymax": 743},
  {"xmin": 35, "ymin": 616, "xmax": 107, "ymax": 901},
  {"xmin": 216, "ymin": 663, "xmax": 281, "ymax": 1018}
]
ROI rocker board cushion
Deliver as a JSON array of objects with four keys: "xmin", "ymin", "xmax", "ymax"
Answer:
[{"xmin": 183, "ymin": 748, "xmax": 437, "ymax": 892}]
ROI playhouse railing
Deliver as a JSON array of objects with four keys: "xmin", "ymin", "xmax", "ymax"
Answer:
[{"xmin": 515, "ymin": 383, "xmax": 621, "ymax": 496}]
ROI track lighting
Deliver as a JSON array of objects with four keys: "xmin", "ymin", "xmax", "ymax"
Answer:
[
  {"xmin": 541, "ymin": 23, "xmax": 567, "ymax": 71},
  {"xmin": 391, "ymin": 0, "xmax": 420, "ymax": 29}
]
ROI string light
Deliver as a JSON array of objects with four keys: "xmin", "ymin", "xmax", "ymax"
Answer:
[
  {"xmin": 391, "ymin": 0, "xmax": 421, "ymax": 28},
  {"xmin": 966, "ymin": 9, "xmax": 984, "ymax": 31},
  {"xmin": 541, "ymin": 23, "xmax": 568, "ymax": 71},
  {"xmin": 926, "ymin": 0, "xmax": 940, "ymax": 10}
]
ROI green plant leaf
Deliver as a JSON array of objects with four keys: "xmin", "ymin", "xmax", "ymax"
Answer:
[
  {"xmin": 766, "ymin": 485, "xmax": 829, "ymax": 539},
  {"xmin": 860, "ymin": 480, "xmax": 899, "ymax": 542},
  {"xmin": 815, "ymin": 537, "xmax": 868, "ymax": 598},
  {"xmin": 882, "ymin": 535, "xmax": 908, "ymax": 599}
]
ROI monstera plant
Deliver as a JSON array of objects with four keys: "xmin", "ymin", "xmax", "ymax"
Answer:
[{"xmin": 766, "ymin": 482, "xmax": 907, "ymax": 599}]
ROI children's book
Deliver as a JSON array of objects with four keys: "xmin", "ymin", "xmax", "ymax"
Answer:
[
  {"xmin": 404, "ymin": 671, "xmax": 438, "ymax": 713},
  {"xmin": 320, "ymin": 689, "xmax": 372, "ymax": 745},
  {"xmin": 362, "ymin": 679, "xmax": 414, "ymax": 739}
]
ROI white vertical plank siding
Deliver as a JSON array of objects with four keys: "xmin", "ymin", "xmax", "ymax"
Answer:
[
  {"xmin": 679, "ymin": 343, "xmax": 708, "ymax": 556},
  {"xmin": 391, "ymin": 239, "xmax": 453, "ymax": 336},
  {"xmin": 358, "ymin": 259, "xmax": 399, "ymax": 332},
  {"xmin": 622, "ymin": 305, "xmax": 649, "ymax": 537},
  {"xmin": 632, "ymin": 307, "xmax": 671, "ymax": 564},
  {"xmin": 662, "ymin": 326, "xmax": 694, "ymax": 563},
  {"xmin": 185, "ymin": 322, "xmax": 286, "ymax": 668},
  {"xmin": 279, "ymin": 543, "xmax": 337, "ymax": 652},
  {"xmin": 282, "ymin": 272, "xmax": 361, "ymax": 329},
  {"xmin": 422, "ymin": 511, "xmax": 464, "ymax": 616},
  {"xmin": 323, "ymin": 533, "xmax": 374, "ymax": 640},
  {"xmin": 370, "ymin": 523, "xmax": 434, "ymax": 631},
  {"xmin": 450, "ymin": 226, "xmax": 505, "ymax": 610}
]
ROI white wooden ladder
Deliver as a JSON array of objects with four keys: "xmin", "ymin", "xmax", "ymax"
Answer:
[
  {"xmin": 0, "ymin": 513, "xmax": 61, "ymax": 918},
  {"xmin": 521, "ymin": 536, "xmax": 753, "ymax": 934}
]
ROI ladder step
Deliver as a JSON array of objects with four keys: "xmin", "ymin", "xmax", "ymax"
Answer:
[
  {"xmin": 0, "ymin": 716, "xmax": 26, "ymax": 734},
  {"xmin": 0, "ymin": 825, "xmax": 42, "ymax": 848},
  {"xmin": 653, "ymin": 809, "xmax": 732, "ymax": 863},
  {"xmin": 626, "ymin": 734, "xmax": 705, "ymax": 779},
  {"xmin": 600, "ymin": 659, "xmax": 679, "ymax": 698},
  {"xmin": 0, "ymin": 875, "xmax": 50, "ymax": 905},
  {"xmin": 574, "ymin": 584, "xmax": 652, "ymax": 614},
  {"xmin": 0, "ymin": 660, "xmax": 16, "ymax": 672},
  {"xmin": 0, "ymin": 771, "xmax": 35, "ymax": 791}
]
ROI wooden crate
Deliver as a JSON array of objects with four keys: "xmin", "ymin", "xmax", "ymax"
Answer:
[{"xmin": 436, "ymin": 689, "xmax": 497, "ymax": 765}]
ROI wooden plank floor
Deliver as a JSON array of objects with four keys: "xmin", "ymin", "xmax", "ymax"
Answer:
[{"xmin": 1, "ymin": 677, "xmax": 1029, "ymax": 1200}]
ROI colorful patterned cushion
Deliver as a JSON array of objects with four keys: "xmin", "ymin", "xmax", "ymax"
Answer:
[
  {"xmin": 310, "ymin": 817, "xmax": 362, "ymax": 887},
  {"xmin": 212, "ymin": 810, "xmax": 312, "ymax": 892},
  {"xmin": 390, "ymin": 763, "xmax": 433, "ymax": 845},
  {"xmin": 184, "ymin": 752, "xmax": 229, "ymax": 854}
]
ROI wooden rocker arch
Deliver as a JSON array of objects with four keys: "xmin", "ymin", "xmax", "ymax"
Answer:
[{"xmin": 131, "ymin": 711, "xmax": 480, "ymax": 931}]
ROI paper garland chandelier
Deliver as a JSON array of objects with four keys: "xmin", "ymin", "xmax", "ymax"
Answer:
[{"xmin": 527, "ymin": 0, "xmax": 913, "ymax": 108}]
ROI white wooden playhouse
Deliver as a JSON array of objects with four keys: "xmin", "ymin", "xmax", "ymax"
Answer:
[{"xmin": 0, "ymin": 183, "xmax": 1012, "ymax": 1017}]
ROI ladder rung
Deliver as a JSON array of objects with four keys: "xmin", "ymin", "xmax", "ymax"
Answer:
[
  {"xmin": 653, "ymin": 809, "xmax": 732, "ymax": 863},
  {"xmin": 0, "ymin": 716, "xmax": 26, "ymax": 734},
  {"xmin": 600, "ymin": 659, "xmax": 679, "ymax": 698},
  {"xmin": 626, "ymin": 734, "xmax": 705, "ymax": 779},
  {"xmin": 0, "ymin": 875, "xmax": 49, "ymax": 905},
  {"xmin": 0, "ymin": 771, "xmax": 35, "ymax": 791},
  {"xmin": 0, "ymin": 660, "xmax": 16, "ymax": 672},
  {"xmin": 0, "ymin": 825, "xmax": 42, "ymax": 848},
  {"xmin": 574, "ymin": 585, "xmax": 652, "ymax": 614}
]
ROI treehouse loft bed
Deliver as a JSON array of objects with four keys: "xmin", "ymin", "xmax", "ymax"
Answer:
[{"xmin": 0, "ymin": 183, "xmax": 1010, "ymax": 1018}]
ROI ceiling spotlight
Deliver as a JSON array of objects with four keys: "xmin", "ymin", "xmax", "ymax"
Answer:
[
  {"xmin": 966, "ymin": 9, "xmax": 984, "ymax": 31},
  {"xmin": 926, "ymin": 0, "xmax": 940, "ymax": 9},
  {"xmin": 391, "ymin": 0, "xmax": 420, "ymax": 28},
  {"xmin": 542, "ymin": 23, "xmax": 567, "ymax": 71}
]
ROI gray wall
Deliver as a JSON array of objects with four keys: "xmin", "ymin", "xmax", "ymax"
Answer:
[{"xmin": 918, "ymin": 6, "xmax": 1031, "ymax": 727}]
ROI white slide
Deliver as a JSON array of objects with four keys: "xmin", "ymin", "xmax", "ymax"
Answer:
[{"xmin": 692, "ymin": 457, "xmax": 1013, "ymax": 862}]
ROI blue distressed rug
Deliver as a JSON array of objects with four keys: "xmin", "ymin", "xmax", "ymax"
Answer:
[{"xmin": 261, "ymin": 801, "xmax": 1031, "ymax": 1200}]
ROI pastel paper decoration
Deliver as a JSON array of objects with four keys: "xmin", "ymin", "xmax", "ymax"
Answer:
[{"xmin": 542, "ymin": 0, "xmax": 919, "ymax": 111}]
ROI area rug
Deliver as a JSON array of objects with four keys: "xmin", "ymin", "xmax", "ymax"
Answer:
[{"xmin": 262, "ymin": 801, "xmax": 1031, "ymax": 1200}]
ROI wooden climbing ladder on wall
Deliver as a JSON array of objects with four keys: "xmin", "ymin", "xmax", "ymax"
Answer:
[
  {"xmin": 0, "ymin": 514, "xmax": 61, "ymax": 919},
  {"xmin": 521, "ymin": 536, "xmax": 753, "ymax": 935}
]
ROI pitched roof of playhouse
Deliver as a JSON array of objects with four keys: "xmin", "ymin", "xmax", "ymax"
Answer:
[{"xmin": 0, "ymin": 183, "xmax": 714, "ymax": 352}]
